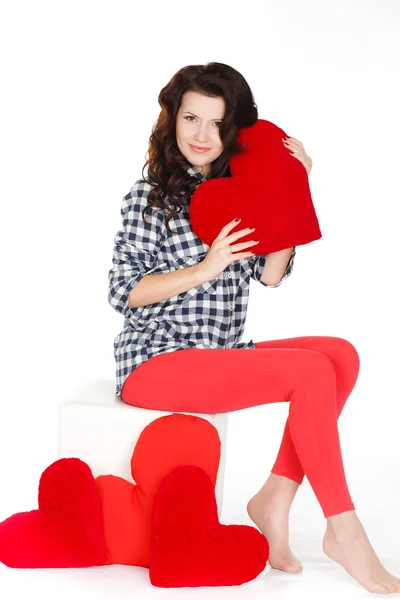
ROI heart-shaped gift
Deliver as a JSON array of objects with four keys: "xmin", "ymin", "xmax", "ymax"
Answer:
[
  {"xmin": 0, "ymin": 458, "xmax": 107, "ymax": 568},
  {"xmin": 189, "ymin": 119, "xmax": 321, "ymax": 254},
  {"xmin": 95, "ymin": 413, "xmax": 221, "ymax": 567},
  {"xmin": 150, "ymin": 464, "xmax": 269, "ymax": 587}
]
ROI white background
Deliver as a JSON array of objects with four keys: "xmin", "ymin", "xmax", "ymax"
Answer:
[{"xmin": 0, "ymin": 0, "xmax": 399, "ymax": 597}]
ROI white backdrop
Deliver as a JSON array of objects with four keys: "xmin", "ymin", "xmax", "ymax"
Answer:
[{"xmin": 1, "ymin": 0, "xmax": 399, "ymax": 536}]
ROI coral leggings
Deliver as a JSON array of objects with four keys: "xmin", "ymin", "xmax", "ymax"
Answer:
[{"xmin": 121, "ymin": 336, "xmax": 360, "ymax": 518}]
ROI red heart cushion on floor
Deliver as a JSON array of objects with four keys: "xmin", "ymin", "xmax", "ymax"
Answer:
[
  {"xmin": 149, "ymin": 465, "xmax": 269, "ymax": 587},
  {"xmin": 189, "ymin": 118, "xmax": 321, "ymax": 254},
  {"xmin": 0, "ymin": 458, "xmax": 107, "ymax": 568},
  {"xmin": 95, "ymin": 413, "xmax": 220, "ymax": 567}
]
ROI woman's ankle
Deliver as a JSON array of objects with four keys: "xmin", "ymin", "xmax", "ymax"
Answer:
[
  {"xmin": 326, "ymin": 510, "xmax": 360, "ymax": 536},
  {"xmin": 263, "ymin": 472, "xmax": 300, "ymax": 492},
  {"xmin": 253, "ymin": 473, "xmax": 300, "ymax": 510}
]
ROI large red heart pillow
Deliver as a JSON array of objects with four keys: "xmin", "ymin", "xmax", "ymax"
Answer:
[
  {"xmin": 95, "ymin": 413, "xmax": 221, "ymax": 567},
  {"xmin": 189, "ymin": 119, "xmax": 322, "ymax": 254},
  {"xmin": 0, "ymin": 458, "xmax": 107, "ymax": 568},
  {"xmin": 150, "ymin": 465, "xmax": 269, "ymax": 587}
]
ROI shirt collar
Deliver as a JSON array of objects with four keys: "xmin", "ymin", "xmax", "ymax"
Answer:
[{"xmin": 186, "ymin": 164, "xmax": 207, "ymax": 183}]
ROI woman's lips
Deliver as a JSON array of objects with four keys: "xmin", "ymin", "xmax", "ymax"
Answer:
[{"xmin": 189, "ymin": 144, "xmax": 211, "ymax": 153}]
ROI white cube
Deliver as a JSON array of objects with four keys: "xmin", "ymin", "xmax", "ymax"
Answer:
[{"xmin": 57, "ymin": 379, "xmax": 229, "ymax": 516}]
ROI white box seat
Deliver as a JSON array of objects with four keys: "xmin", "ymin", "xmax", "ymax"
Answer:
[{"xmin": 57, "ymin": 378, "xmax": 229, "ymax": 516}]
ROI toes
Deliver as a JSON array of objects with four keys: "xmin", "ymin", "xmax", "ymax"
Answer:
[
  {"xmin": 386, "ymin": 579, "xmax": 400, "ymax": 593},
  {"xmin": 269, "ymin": 559, "xmax": 303, "ymax": 574}
]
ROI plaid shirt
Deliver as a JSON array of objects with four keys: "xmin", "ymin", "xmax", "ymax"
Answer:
[{"xmin": 108, "ymin": 165, "xmax": 296, "ymax": 396}]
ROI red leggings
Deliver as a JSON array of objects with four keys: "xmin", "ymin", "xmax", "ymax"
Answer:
[{"xmin": 121, "ymin": 336, "xmax": 360, "ymax": 518}]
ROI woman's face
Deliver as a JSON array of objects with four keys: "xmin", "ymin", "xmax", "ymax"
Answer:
[{"xmin": 176, "ymin": 90, "xmax": 225, "ymax": 178}]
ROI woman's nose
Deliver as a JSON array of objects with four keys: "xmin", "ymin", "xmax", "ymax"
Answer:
[{"xmin": 194, "ymin": 124, "xmax": 211, "ymax": 142}]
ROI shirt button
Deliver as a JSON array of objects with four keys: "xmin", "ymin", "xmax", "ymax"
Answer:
[
  {"xmin": 227, "ymin": 273, "xmax": 232, "ymax": 278},
  {"xmin": 185, "ymin": 257, "xmax": 197, "ymax": 266}
]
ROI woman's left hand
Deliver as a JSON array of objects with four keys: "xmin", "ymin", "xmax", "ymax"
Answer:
[{"xmin": 282, "ymin": 137, "xmax": 313, "ymax": 175}]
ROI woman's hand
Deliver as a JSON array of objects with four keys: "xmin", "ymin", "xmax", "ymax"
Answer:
[
  {"xmin": 195, "ymin": 218, "xmax": 260, "ymax": 283},
  {"xmin": 282, "ymin": 137, "xmax": 313, "ymax": 175}
]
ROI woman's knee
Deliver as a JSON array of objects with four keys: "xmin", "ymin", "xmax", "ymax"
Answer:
[
  {"xmin": 288, "ymin": 351, "xmax": 336, "ymax": 406},
  {"xmin": 301, "ymin": 350, "xmax": 337, "ymax": 383},
  {"xmin": 328, "ymin": 336, "xmax": 361, "ymax": 372}
]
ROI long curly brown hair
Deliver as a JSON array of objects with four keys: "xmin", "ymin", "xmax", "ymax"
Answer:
[{"xmin": 141, "ymin": 62, "xmax": 258, "ymax": 234}]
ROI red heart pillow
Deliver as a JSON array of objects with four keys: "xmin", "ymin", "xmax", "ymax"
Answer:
[
  {"xmin": 189, "ymin": 119, "xmax": 322, "ymax": 254},
  {"xmin": 0, "ymin": 458, "xmax": 107, "ymax": 568},
  {"xmin": 150, "ymin": 465, "xmax": 269, "ymax": 587},
  {"xmin": 95, "ymin": 413, "xmax": 221, "ymax": 567}
]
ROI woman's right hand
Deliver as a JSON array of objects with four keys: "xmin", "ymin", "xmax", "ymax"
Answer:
[{"xmin": 195, "ymin": 218, "xmax": 260, "ymax": 282}]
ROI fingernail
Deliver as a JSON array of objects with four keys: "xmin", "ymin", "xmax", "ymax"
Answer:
[{"xmin": 234, "ymin": 217, "xmax": 241, "ymax": 222}]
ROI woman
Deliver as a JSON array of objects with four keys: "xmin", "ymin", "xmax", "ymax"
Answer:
[{"xmin": 108, "ymin": 62, "xmax": 400, "ymax": 594}]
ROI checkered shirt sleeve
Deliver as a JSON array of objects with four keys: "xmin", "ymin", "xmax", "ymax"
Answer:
[
  {"xmin": 108, "ymin": 179, "xmax": 168, "ymax": 318},
  {"xmin": 248, "ymin": 246, "xmax": 296, "ymax": 287}
]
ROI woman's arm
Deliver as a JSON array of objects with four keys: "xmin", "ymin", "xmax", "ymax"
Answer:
[
  {"xmin": 260, "ymin": 247, "xmax": 295, "ymax": 286},
  {"xmin": 128, "ymin": 265, "xmax": 204, "ymax": 308}
]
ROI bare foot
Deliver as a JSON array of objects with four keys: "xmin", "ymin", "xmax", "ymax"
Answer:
[
  {"xmin": 323, "ymin": 511, "xmax": 400, "ymax": 594},
  {"xmin": 247, "ymin": 492, "xmax": 303, "ymax": 573}
]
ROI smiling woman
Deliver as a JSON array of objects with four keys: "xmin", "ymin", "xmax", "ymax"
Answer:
[
  {"xmin": 107, "ymin": 61, "xmax": 400, "ymax": 594},
  {"xmin": 140, "ymin": 61, "xmax": 259, "ymax": 235}
]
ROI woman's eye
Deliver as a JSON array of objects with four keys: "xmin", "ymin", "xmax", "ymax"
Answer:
[{"xmin": 184, "ymin": 116, "xmax": 221, "ymax": 126}]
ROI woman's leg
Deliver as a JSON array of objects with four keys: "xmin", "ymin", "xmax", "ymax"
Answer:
[
  {"xmin": 247, "ymin": 335, "xmax": 360, "ymax": 572},
  {"xmin": 122, "ymin": 342, "xmax": 400, "ymax": 593},
  {"xmin": 255, "ymin": 336, "xmax": 360, "ymax": 484},
  {"xmin": 122, "ymin": 343, "xmax": 354, "ymax": 516}
]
